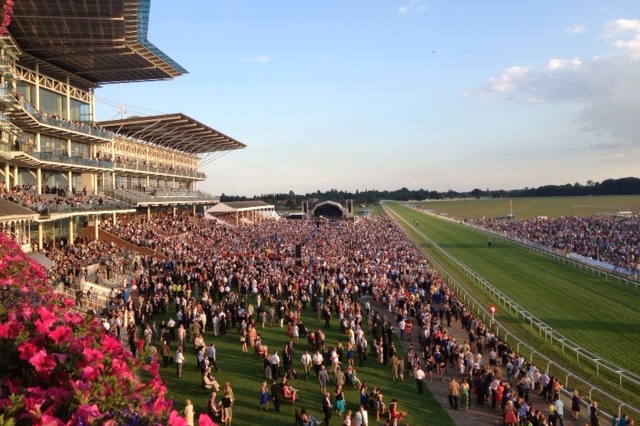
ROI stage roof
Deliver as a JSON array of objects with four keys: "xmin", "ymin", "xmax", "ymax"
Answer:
[
  {"xmin": 8, "ymin": 0, "xmax": 187, "ymax": 85},
  {"xmin": 98, "ymin": 114, "xmax": 246, "ymax": 155}
]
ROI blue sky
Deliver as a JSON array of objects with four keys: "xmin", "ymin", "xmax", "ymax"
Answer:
[{"xmin": 95, "ymin": 1, "xmax": 640, "ymax": 197}]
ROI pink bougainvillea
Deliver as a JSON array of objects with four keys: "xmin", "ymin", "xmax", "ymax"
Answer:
[{"xmin": 0, "ymin": 232, "xmax": 191, "ymax": 425}]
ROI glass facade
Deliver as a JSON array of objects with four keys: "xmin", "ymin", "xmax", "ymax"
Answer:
[{"xmin": 41, "ymin": 135, "xmax": 67, "ymax": 155}]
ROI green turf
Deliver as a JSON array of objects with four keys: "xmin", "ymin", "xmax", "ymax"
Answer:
[
  {"xmin": 151, "ymin": 305, "xmax": 456, "ymax": 426},
  {"xmin": 411, "ymin": 195, "xmax": 640, "ymax": 219},
  {"xmin": 383, "ymin": 201, "xmax": 640, "ymax": 413}
]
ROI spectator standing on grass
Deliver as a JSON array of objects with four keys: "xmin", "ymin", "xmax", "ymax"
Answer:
[
  {"xmin": 354, "ymin": 404, "xmax": 368, "ymax": 426},
  {"xmin": 323, "ymin": 391, "xmax": 333, "ymax": 426},
  {"xmin": 259, "ymin": 381, "xmax": 269, "ymax": 411},
  {"xmin": 414, "ymin": 365, "xmax": 425, "ymax": 395},
  {"xmin": 270, "ymin": 378, "xmax": 281, "ymax": 413},
  {"xmin": 184, "ymin": 399, "xmax": 194, "ymax": 426},
  {"xmin": 175, "ymin": 346, "xmax": 185, "ymax": 378}
]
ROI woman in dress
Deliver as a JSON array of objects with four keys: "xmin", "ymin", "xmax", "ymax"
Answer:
[
  {"xmin": 388, "ymin": 399, "xmax": 408, "ymax": 425},
  {"xmin": 503, "ymin": 400, "xmax": 518, "ymax": 426},
  {"xmin": 333, "ymin": 384, "xmax": 345, "ymax": 415},
  {"xmin": 240, "ymin": 328, "xmax": 248, "ymax": 352},
  {"xmin": 460, "ymin": 377, "xmax": 470, "ymax": 410},
  {"xmin": 570, "ymin": 388, "xmax": 581, "ymax": 420},
  {"xmin": 590, "ymin": 400, "xmax": 599, "ymax": 426},
  {"xmin": 259, "ymin": 381, "xmax": 269, "ymax": 411},
  {"xmin": 359, "ymin": 382, "xmax": 368, "ymax": 408}
]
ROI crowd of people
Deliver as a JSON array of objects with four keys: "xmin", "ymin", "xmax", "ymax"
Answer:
[
  {"xmin": 27, "ymin": 205, "xmax": 636, "ymax": 426},
  {"xmin": 470, "ymin": 215, "xmax": 640, "ymax": 275},
  {"xmin": 1, "ymin": 182, "xmax": 110, "ymax": 216}
]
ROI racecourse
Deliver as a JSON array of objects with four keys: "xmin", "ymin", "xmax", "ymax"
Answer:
[
  {"xmin": 413, "ymin": 195, "xmax": 640, "ymax": 219},
  {"xmin": 383, "ymin": 200, "xmax": 640, "ymax": 413}
]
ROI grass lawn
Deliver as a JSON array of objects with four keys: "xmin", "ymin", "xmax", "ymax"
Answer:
[
  {"xmin": 384, "ymin": 201, "xmax": 640, "ymax": 412},
  {"xmin": 411, "ymin": 195, "xmax": 640, "ymax": 219},
  {"xmin": 149, "ymin": 302, "xmax": 456, "ymax": 426}
]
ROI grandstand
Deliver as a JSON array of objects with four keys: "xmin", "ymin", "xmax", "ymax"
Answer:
[{"xmin": 0, "ymin": 0, "xmax": 245, "ymax": 253}]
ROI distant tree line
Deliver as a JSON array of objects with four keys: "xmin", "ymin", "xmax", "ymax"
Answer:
[{"xmin": 220, "ymin": 177, "xmax": 640, "ymax": 207}]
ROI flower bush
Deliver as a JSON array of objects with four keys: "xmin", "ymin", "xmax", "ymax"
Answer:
[
  {"xmin": 0, "ymin": 0, "xmax": 13, "ymax": 36},
  {"xmin": 0, "ymin": 232, "xmax": 197, "ymax": 425}
]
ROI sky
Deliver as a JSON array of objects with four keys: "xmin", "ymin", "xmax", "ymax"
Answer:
[{"xmin": 95, "ymin": 1, "xmax": 640, "ymax": 197}]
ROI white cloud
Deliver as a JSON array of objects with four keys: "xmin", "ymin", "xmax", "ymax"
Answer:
[
  {"xmin": 398, "ymin": 0, "xmax": 426, "ymax": 14},
  {"xmin": 544, "ymin": 58, "xmax": 581, "ymax": 72},
  {"xmin": 565, "ymin": 24, "xmax": 585, "ymax": 34},
  {"xmin": 242, "ymin": 54, "xmax": 270, "ymax": 63},
  {"xmin": 467, "ymin": 18, "xmax": 640, "ymax": 145},
  {"xmin": 253, "ymin": 54, "xmax": 270, "ymax": 63},
  {"xmin": 487, "ymin": 66, "xmax": 530, "ymax": 94}
]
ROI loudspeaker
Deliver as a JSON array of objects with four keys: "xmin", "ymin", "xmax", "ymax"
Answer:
[
  {"xmin": 302, "ymin": 201, "xmax": 308, "ymax": 215},
  {"xmin": 346, "ymin": 199, "xmax": 353, "ymax": 216}
]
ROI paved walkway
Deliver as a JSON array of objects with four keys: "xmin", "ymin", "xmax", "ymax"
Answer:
[{"xmin": 363, "ymin": 295, "xmax": 589, "ymax": 426}]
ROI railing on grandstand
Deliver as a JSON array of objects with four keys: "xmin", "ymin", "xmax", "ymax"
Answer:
[
  {"xmin": 113, "ymin": 161, "xmax": 206, "ymax": 179},
  {"xmin": 17, "ymin": 99, "xmax": 114, "ymax": 141},
  {"xmin": 385, "ymin": 203, "xmax": 640, "ymax": 420},
  {"xmin": 33, "ymin": 151, "xmax": 113, "ymax": 169},
  {"xmin": 104, "ymin": 186, "xmax": 219, "ymax": 205}
]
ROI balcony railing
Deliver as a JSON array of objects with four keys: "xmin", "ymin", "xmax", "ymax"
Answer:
[
  {"xmin": 33, "ymin": 152, "xmax": 113, "ymax": 169},
  {"xmin": 113, "ymin": 161, "xmax": 205, "ymax": 179},
  {"xmin": 18, "ymin": 100, "xmax": 114, "ymax": 141}
]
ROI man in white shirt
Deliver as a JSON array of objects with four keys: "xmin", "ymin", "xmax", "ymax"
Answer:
[
  {"xmin": 300, "ymin": 350, "xmax": 312, "ymax": 380},
  {"xmin": 354, "ymin": 404, "xmax": 368, "ymax": 426},
  {"xmin": 270, "ymin": 350, "xmax": 280, "ymax": 380},
  {"xmin": 414, "ymin": 365, "xmax": 426, "ymax": 395},
  {"xmin": 312, "ymin": 350, "xmax": 324, "ymax": 377}
]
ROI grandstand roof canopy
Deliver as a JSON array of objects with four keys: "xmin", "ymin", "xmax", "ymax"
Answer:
[
  {"xmin": 8, "ymin": 0, "xmax": 187, "ymax": 85},
  {"xmin": 98, "ymin": 114, "xmax": 246, "ymax": 155}
]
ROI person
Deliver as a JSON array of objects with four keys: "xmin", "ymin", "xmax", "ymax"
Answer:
[
  {"xmin": 414, "ymin": 365, "xmax": 425, "ymax": 394},
  {"xmin": 283, "ymin": 378, "xmax": 298, "ymax": 403},
  {"xmin": 374, "ymin": 393, "xmax": 386, "ymax": 421},
  {"xmin": 259, "ymin": 381, "xmax": 269, "ymax": 411},
  {"xmin": 175, "ymin": 346, "xmax": 185, "ymax": 378},
  {"xmin": 460, "ymin": 377, "xmax": 470, "ymax": 410},
  {"xmin": 333, "ymin": 384, "xmax": 345, "ymax": 415},
  {"xmin": 554, "ymin": 393, "xmax": 565, "ymax": 426},
  {"xmin": 301, "ymin": 349, "xmax": 312, "ymax": 380},
  {"xmin": 318, "ymin": 364, "xmax": 329, "ymax": 395},
  {"xmin": 271, "ymin": 378, "xmax": 281, "ymax": 413},
  {"xmin": 354, "ymin": 404, "xmax": 368, "ymax": 426},
  {"xmin": 571, "ymin": 389, "xmax": 581, "ymax": 420},
  {"xmin": 590, "ymin": 400, "xmax": 599, "ymax": 426},
  {"xmin": 548, "ymin": 399, "xmax": 557, "ymax": 426},
  {"xmin": 300, "ymin": 407, "xmax": 320, "ymax": 426},
  {"xmin": 503, "ymin": 400, "xmax": 518, "ymax": 426},
  {"xmin": 184, "ymin": 399, "xmax": 194, "ymax": 426},
  {"xmin": 160, "ymin": 340, "xmax": 171, "ymax": 367},
  {"xmin": 221, "ymin": 390, "xmax": 233, "ymax": 425},
  {"xmin": 342, "ymin": 409, "xmax": 352, "ymax": 426},
  {"xmin": 448, "ymin": 376, "xmax": 460, "ymax": 410},
  {"xmin": 208, "ymin": 392, "xmax": 222, "ymax": 420},
  {"xmin": 388, "ymin": 399, "xmax": 408, "ymax": 426},
  {"xmin": 202, "ymin": 368, "xmax": 220, "ymax": 392},
  {"xmin": 323, "ymin": 391, "xmax": 333, "ymax": 426}
]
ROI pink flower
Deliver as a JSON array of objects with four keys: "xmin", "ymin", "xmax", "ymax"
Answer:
[
  {"xmin": 18, "ymin": 341, "xmax": 40, "ymax": 361},
  {"xmin": 197, "ymin": 414, "xmax": 217, "ymax": 426},
  {"xmin": 48, "ymin": 325, "xmax": 72, "ymax": 345},
  {"xmin": 29, "ymin": 349, "xmax": 56, "ymax": 374},
  {"xmin": 167, "ymin": 410, "xmax": 187, "ymax": 426}
]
